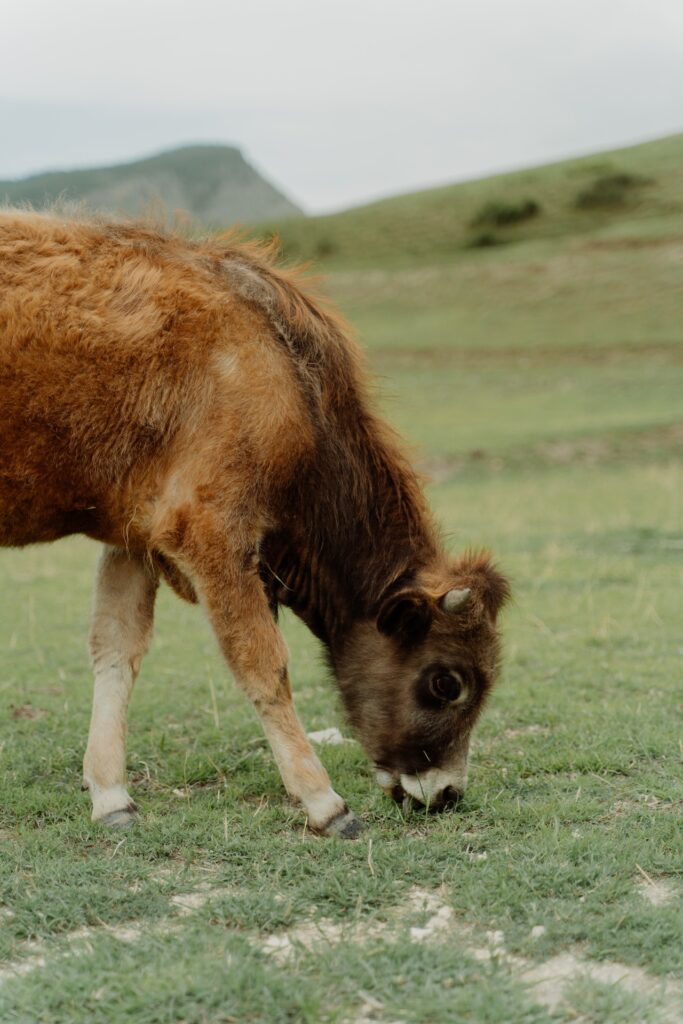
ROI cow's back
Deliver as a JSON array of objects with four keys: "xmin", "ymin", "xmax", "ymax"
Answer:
[{"xmin": 0, "ymin": 211, "xmax": 287, "ymax": 547}]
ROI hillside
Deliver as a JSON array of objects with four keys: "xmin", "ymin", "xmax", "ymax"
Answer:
[
  {"xmin": 0, "ymin": 144, "xmax": 302, "ymax": 225},
  {"xmin": 256, "ymin": 132, "xmax": 683, "ymax": 266},
  {"xmin": 251, "ymin": 132, "xmax": 683, "ymax": 467}
]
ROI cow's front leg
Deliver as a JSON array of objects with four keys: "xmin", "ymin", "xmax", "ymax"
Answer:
[
  {"xmin": 174, "ymin": 524, "xmax": 359, "ymax": 837},
  {"xmin": 83, "ymin": 547, "xmax": 158, "ymax": 826},
  {"xmin": 254, "ymin": 665, "xmax": 359, "ymax": 837}
]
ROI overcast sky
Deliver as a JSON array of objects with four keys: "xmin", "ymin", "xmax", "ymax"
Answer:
[{"xmin": 2, "ymin": 0, "xmax": 682, "ymax": 212}]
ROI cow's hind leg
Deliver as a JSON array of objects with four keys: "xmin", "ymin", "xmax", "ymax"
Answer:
[
  {"xmin": 165, "ymin": 515, "xmax": 360, "ymax": 838},
  {"xmin": 83, "ymin": 547, "xmax": 158, "ymax": 826}
]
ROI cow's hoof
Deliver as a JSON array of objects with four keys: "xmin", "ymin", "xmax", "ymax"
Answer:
[
  {"xmin": 98, "ymin": 806, "xmax": 137, "ymax": 829},
  {"xmin": 321, "ymin": 809, "xmax": 363, "ymax": 839}
]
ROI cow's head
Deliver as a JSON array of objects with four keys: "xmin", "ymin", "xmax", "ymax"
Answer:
[{"xmin": 335, "ymin": 551, "xmax": 510, "ymax": 811}]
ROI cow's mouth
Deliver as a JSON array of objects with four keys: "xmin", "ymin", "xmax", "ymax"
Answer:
[
  {"xmin": 375, "ymin": 767, "xmax": 463, "ymax": 813},
  {"xmin": 393, "ymin": 783, "xmax": 462, "ymax": 814}
]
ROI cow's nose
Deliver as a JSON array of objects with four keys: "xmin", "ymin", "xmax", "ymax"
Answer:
[
  {"xmin": 436, "ymin": 785, "xmax": 463, "ymax": 811},
  {"xmin": 390, "ymin": 783, "xmax": 405, "ymax": 804}
]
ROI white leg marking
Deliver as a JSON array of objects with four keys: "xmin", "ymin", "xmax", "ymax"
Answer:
[
  {"xmin": 83, "ymin": 547, "xmax": 157, "ymax": 823},
  {"xmin": 262, "ymin": 723, "xmax": 348, "ymax": 831}
]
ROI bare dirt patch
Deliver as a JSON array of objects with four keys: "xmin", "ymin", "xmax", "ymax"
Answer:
[
  {"xmin": 0, "ymin": 883, "xmax": 236, "ymax": 987},
  {"xmin": 579, "ymin": 235, "xmax": 683, "ymax": 253},
  {"xmin": 636, "ymin": 872, "xmax": 678, "ymax": 908},
  {"xmin": 348, "ymin": 991, "xmax": 405, "ymax": 1024},
  {"xmin": 10, "ymin": 704, "xmax": 49, "ymax": 720},
  {"xmin": 261, "ymin": 919, "xmax": 346, "ymax": 963},
  {"xmin": 169, "ymin": 885, "xmax": 236, "ymax": 916},
  {"xmin": 522, "ymin": 953, "xmax": 683, "ymax": 1020},
  {"xmin": 612, "ymin": 795, "xmax": 683, "ymax": 817},
  {"xmin": 3, "ymin": 882, "xmax": 681, "ymax": 1021},
  {"xmin": 258, "ymin": 885, "xmax": 683, "ymax": 1020},
  {"xmin": 421, "ymin": 422, "xmax": 683, "ymax": 482},
  {"xmin": 373, "ymin": 340, "xmax": 683, "ymax": 369},
  {"xmin": 307, "ymin": 727, "xmax": 351, "ymax": 746}
]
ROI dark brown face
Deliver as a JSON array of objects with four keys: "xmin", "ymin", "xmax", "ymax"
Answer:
[{"xmin": 335, "ymin": 554, "xmax": 510, "ymax": 810}]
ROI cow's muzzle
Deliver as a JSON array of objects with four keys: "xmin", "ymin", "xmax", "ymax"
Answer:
[{"xmin": 375, "ymin": 766, "xmax": 467, "ymax": 813}]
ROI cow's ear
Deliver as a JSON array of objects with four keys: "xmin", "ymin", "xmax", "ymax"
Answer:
[
  {"xmin": 477, "ymin": 560, "xmax": 511, "ymax": 621},
  {"xmin": 377, "ymin": 590, "xmax": 433, "ymax": 643},
  {"xmin": 451, "ymin": 551, "xmax": 511, "ymax": 623}
]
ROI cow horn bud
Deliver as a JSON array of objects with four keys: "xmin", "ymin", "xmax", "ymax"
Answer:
[{"xmin": 442, "ymin": 587, "xmax": 471, "ymax": 613}]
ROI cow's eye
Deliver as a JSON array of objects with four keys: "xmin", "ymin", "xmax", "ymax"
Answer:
[{"xmin": 429, "ymin": 671, "xmax": 463, "ymax": 703}]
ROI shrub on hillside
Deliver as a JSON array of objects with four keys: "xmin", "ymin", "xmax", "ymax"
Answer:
[
  {"xmin": 574, "ymin": 172, "xmax": 652, "ymax": 209},
  {"xmin": 315, "ymin": 237, "xmax": 337, "ymax": 258},
  {"xmin": 466, "ymin": 231, "xmax": 504, "ymax": 249},
  {"xmin": 470, "ymin": 198, "xmax": 541, "ymax": 229}
]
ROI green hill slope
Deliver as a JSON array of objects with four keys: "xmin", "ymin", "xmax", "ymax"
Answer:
[
  {"xmin": 257, "ymin": 133, "xmax": 683, "ymax": 266},
  {"xmin": 0, "ymin": 145, "xmax": 302, "ymax": 225},
  {"xmin": 253, "ymin": 132, "xmax": 683, "ymax": 468}
]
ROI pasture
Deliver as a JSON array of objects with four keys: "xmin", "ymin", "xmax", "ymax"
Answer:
[{"xmin": 1, "ymin": 138, "xmax": 683, "ymax": 1021}]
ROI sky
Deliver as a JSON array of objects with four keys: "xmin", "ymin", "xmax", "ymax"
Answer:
[{"xmin": 2, "ymin": 0, "xmax": 683, "ymax": 213}]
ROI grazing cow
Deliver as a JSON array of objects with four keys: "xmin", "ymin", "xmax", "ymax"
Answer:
[{"xmin": 0, "ymin": 210, "xmax": 510, "ymax": 837}]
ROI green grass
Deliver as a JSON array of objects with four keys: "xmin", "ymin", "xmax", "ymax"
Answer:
[
  {"xmin": 1, "ymin": 460, "xmax": 681, "ymax": 1021},
  {"xmin": 327, "ymin": 237, "xmax": 683, "ymax": 353},
  {"xmin": 2, "ymin": 135, "xmax": 683, "ymax": 1021}
]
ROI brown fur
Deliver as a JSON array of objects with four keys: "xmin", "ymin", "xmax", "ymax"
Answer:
[{"xmin": 0, "ymin": 209, "xmax": 510, "ymax": 829}]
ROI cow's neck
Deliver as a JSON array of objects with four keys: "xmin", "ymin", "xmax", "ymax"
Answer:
[{"xmin": 260, "ymin": 410, "xmax": 439, "ymax": 655}]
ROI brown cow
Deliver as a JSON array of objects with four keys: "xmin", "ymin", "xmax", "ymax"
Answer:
[{"xmin": 0, "ymin": 210, "xmax": 510, "ymax": 837}]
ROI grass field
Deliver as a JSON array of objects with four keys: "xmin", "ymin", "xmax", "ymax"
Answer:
[{"xmin": 1, "ymin": 135, "xmax": 682, "ymax": 1022}]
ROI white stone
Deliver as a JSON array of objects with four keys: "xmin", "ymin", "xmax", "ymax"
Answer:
[{"xmin": 307, "ymin": 727, "xmax": 347, "ymax": 745}]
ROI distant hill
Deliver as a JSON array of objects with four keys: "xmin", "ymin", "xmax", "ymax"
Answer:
[
  {"xmin": 255, "ymin": 132, "xmax": 683, "ymax": 266},
  {"xmin": 0, "ymin": 145, "xmax": 303, "ymax": 225}
]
